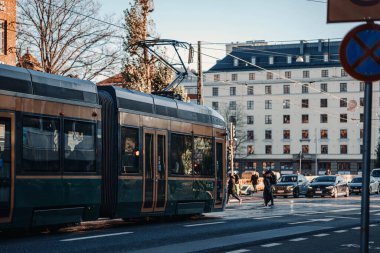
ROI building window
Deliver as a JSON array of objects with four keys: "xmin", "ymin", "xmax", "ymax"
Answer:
[
  {"xmin": 265, "ymin": 115, "xmax": 272, "ymax": 124},
  {"xmin": 249, "ymin": 73, "xmax": 255, "ymax": 80},
  {"xmin": 233, "ymin": 58, "xmax": 238, "ymax": 67},
  {"xmin": 251, "ymin": 57, "xmax": 256, "ymax": 65},
  {"xmin": 265, "ymin": 130, "xmax": 272, "ymax": 140},
  {"xmin": 269, "ymin": 56, "xmax": 274, "ymax": 65},
  {"xmin": 212, "ymin": 102, "xmax": 219, "ymax": 110},
  {"xmin": 321, "ymin": 114, "xmax": 328, "ymax": 123},
  {"xmin": 340, "ymin": 114, "xmax": 347, "ymax": 123},
  {"xmin": 229, "ymin": 101, "xmax": 236, "ymax": 110},
  {"xmin": 265, "ymin": 145, "xmax": 272, "ymax": 154},
  {"xmin": 320, "ymin": 99, "xmax": 328, "ymax": 108},
  {"xmin": 247, "ymin": 116, "xmax": 254, "ymax": 125},
  {"xmin": 321, "ymin": 83, "xmax": 328, "ymax": 92},
  {"xmin": 321, "ymin": 69, "xmax": 329, "ymax": 78},
  {"xmin": 303, "ymin": 70, "xmax": 310, "ymax": 78},
  {"xmin": 0, "ymin": 20, "xmax": 4, "ymax": 55},
  {"xmin": 283, "ymin": 85, "xmax": 290, "ymax": 94},
  {"xmin": 360, "ymin": 97, "xmax": 364, "ymax": 106},
  {"xmin": 283, "ymin": 130, "xmax": 290, "ymax": 139},
  {"xmin": 285, "ymin": 71, "xmax": 291, "ymax": 79},
  {"xmin": 283, "ymin": 145, "xmax": 291, "ymax": 154},
  {"xmin": 340, "ymin": 145, "xmax": 348, "ymax": 154},
  {"xmin": 340, "ymin": 98, "xmax": 347, "ymax": 107},
  {"xmin": 265, "ymin": 100, "xmax": 272, "ymax": 109},
  {"xmin": 360, "ymin": 129, "xmax": 363, "ymax": 139},
  {"xmin": 320, "ymin": 129, "xmax": 328, "ymax": 139},
  {"xmin": 302, "ymin": 114, "xmax": 309, "ymax": 123},
  {"xmin": 267, "ymin": 72, "xmax": 273, "ymax": 80},
  {"xmin": 265, "ymin": 85, "xmax": 272, "ymax": 94},
  {"xmin": 287, "ymin": 56, "xmax": 292, "ymax": 64},
  {"xmin": 302, "ymin": 130, "xmax": 309, "ymax": 139},
  {"xmin": 338, "ymin": 162, "xmax": 350, "ymax": 171},
  {"xmin": 305, "ymin": 55, "xmax": 310, "ymax": 63},
  {"xmin": 247, "ymin": 100, "xmax": 254, "ymax": 110},
  {"xmin": 230, "ymin": 87, "xmax": 236, "ymax": 96},
  {"xmin": 229, "ymin": 116, "xmax": 236, "ymax": 124},
  {"xmin": 360, "ymin": 113, "xmax": 364, "ymax": 122},
  {"xmin": 283, "ymin": 99, "xmax": 290, "ymax": 109},
  {"xmin": 212, "ymin": 87, "xmax": 219, "ymax": 96},
  {"xmin": 321, "ymin": 145, "xmax": 328, "ymax": 154},
  {"xmin": 302, "ymin": 145, "xmax": 309, "ymax": 154},
  {"xmin": 360, "ymin": 82, "xmax": 365, "ymax": 92},
  {"xmin": 247, "ymin": 86, "xmax": 254, "ymax": 95},
  {"xmin": 340, "ymin": 129, "xmax": 348, "ymax": 139},
  {"xmin": 324, "ymin": 53, "xmax": 329, "ymax": 62},
  {"xmin": 214, "ymin": 74, "xmax": 220, "ymax": 81},
  {"xmin": 247, "ymin": 130, "xmax": 254, "ymax": 140},
  {"xmin": 360, "ymin": 145, "xmax": 363, "ymax": 155},
  {"xmin": 231, "ymin": 73, "xmax": 238, "ymax": 81},
  {"xmin": 341, "ymin": 69, "xmax": 347, "ymax": 77},
  {"xmin": 302, "ymin": 99, "xmax": 309, "ymax": 108},
  {"xmin": 283, "ymin": 115, "xmax": 290, "ymax": 124},
  {"xmin": 247, "ymin": 145, "xmax": 254, "ymax": 155},
  {"xmin": 340, "ymin": 83, "xmax": 347, "ymax": 92},
  {"xmin": 302, "ymin": 83, "xmax": 309, "ymax": 93}
]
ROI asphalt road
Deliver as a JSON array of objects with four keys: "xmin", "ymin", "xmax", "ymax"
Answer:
[{"xmin": 1, "ymin": 193, "xmax": 380, "ymax": 253}]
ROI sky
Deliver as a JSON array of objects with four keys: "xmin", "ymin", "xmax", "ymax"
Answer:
[{"xmin": 100, "ymin": 0, "xmax": 362, "ymax": 70}]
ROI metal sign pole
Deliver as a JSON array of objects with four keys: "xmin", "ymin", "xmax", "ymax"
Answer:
[{"xmin": 360, "ymin": 81, "xmax": 372, "ymax": 253}]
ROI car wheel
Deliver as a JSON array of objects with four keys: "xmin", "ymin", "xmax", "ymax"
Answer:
[
  {"xmin": 377, "ymin": 186, "xmax": 380, "ymax": 195},
  {"xmin": 284, "ymin": 195, "xmax": 288, "ymax": 198},
  {"xmin": 293, "ymin": 188, "xmax": 300, "ymax": 198},
  {"xmin": 333, "ymin": 188, "xmax": 338, "ymax": 198}
]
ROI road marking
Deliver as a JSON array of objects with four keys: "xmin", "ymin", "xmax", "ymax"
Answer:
[
  {"xmin": 370, "ymin": 224, "xmax": 378, "ymax": 227},
  {"xmin": 60, "ymin": 232, "xmax": 134, "ymax": 242},
  {"xmin": 325, "ymin": 215, "xmax": 359, "ymax": 220},
  {"xmin": 289, "ymin": 218, "xmax": 334, "ymax": 225},
  {"xmin": 184, "ymin": 221, "xmax": 225, "ymax": 227},
  {"xmin": 261, "ymin": 243, "xmax": 282, "ymax": 248},
  {"xmin": 289, "ymin": 238, "xmax": 308, "ymax": 242},
  {"xmin": 253, "ymin": 216, "xmax": 283, "ymax": 220},
  {"xmin": 374, "ymin": 213, "xmax": 380, "ymax": 216},
  {"xmin": 334, "ymin": 230, "xmax": 348, "ymax": 233},
  {"xmin": 225, "ymin": 250, "xmax": 250, "ymax": 253},
  {"xmin": 314, "ymin": 233, "xmax": 329, "ymax": 237},
  {"xmin": 352, "ymin": 227, "xmax": 361, "ymax": 230}
]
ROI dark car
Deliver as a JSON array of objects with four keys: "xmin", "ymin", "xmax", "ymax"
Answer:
[
  {"xmin": 307, "ymin": 175, "xmax": 349, "ymax": 198},
  {"xmin": 273, "ymin": 174, "xmax": 309, "ymax": 198}
]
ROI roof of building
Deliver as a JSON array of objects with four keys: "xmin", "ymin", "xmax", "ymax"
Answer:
[{"xmin": 207, "ymin": 40, "xmax": 342, "ymax": 72}]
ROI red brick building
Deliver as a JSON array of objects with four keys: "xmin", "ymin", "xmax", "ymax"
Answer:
[{"xmin": 0, "ymin": 0, "xmax": 16, "ymax": 65}]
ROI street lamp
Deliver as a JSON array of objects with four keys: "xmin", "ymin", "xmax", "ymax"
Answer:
[{"xmin": 299, "ymin": 151, "xmax": 302, "ymax": 174}]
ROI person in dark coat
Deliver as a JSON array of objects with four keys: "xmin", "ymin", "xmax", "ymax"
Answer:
[
  {"xmin": 251, "ymin": 172, "xmax": 259, "ymax": 193},
  {"xmin": 227, "ymin": 175, "xmax": 242, "ymax": 204},
  {"xmin": 263, "ymin": 171, "xmax": 274, "ymax": 206}
]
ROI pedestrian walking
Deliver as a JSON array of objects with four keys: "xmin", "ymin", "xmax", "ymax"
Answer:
[
  {"xmin": 227, "ymin": 175, "xmax": 242, "ymax": 204},
  {"xmin": 263, "ymin": 171, "xmax": 274, "ymax": 207},
  {"xmin": 234, "ymin": 173, "xmax": 241, "ymax": 196},
  {"xmin": 250, "ymin": 172, "xmax": 259, "ymax": 193}
]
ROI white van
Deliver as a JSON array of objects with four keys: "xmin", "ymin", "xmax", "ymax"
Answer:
[{"xmin": 371, "ymin": 169, "xmax": 380, "ymax": 182}]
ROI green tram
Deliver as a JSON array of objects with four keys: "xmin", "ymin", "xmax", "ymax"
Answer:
[{"xmin": 0, "ymin": 64, "xmax": 227, "ymax": 231}]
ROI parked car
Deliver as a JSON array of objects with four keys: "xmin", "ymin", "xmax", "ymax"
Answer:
[
  {"xmin": 273, "ymin": 174, "xmax": 309, "ymax": 198},
  {"xmin": 371, "ymin": 169, "xmax": 380, "ymax": 182},
  {"xmin": 349, "ymin": 176, "xmax": 380, "ymax": 195},
  {"xmin": 306, "ymin": 175, "xmax": 349, "ymax": 198}
]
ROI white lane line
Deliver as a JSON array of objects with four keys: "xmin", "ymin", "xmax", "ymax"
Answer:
[
  {"xmin": 334, "ymin": 230, "xmax": 348, "ymax": 233},
  {"xmin": 370, "ymin": 224, "xmax": 378, "ymax": 227},
  {"xmin": 253, "ymin": 216, "xmax": 283, "ymax": 220},
  {"xmin": 375, "ymin": 213, "xmax": 380, "ymax": 216},
  {"xmin": 261, "ymin": 243, "xmax": 282, "ymax": 248},
  {"xmin": 60, "ymin": 232, "xmax": 133, "ymax": 242},
  {"xmin": 352, "ymin": 227, "xmax": 361, "ymax": 230},
  {"xmin": 314, "ymin": 233, "xmax": 330, "ymax": 237},
  {"xmin": 184, "ymin": 221, "xmax": 225, "ymax": 227},
  {"xmin": 325, "ymin": 215, "xmax": 359, "ymax": 220},
  {"xmin": 289, "ymin": 238, "xmax": 308, "ymax": 242},
  {"xmin": 225, "ymin": 250, "xmax": 250, "ymax": 253}
]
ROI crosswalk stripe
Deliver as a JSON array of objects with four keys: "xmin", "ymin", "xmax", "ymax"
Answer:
[
  {"xmin": 225, "ymin": 250, "xmax": 250, "ymax": 253},
  {"xmin": 334, "ymin": 230, "xmax": 348, "ymax": 233},
  {"xmin": 261, "ymin": 243, "xmax": 282, "ymax": 248},
  {"xmin": 289, "ymin": 238, "xmax": 308, "ymax": 242},
  {"xmin": 314, "ymin": 233, "xmax": 329, "ymax": 237}
]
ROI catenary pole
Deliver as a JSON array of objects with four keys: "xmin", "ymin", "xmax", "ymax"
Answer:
[{"xmin": 197, "ymin": 41, "xmax": 203, "ymax": 105}]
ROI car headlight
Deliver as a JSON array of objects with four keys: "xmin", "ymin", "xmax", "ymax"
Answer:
[
  {"xmin": 287, "ymin": 186, "xmax": 295, "ymax": 190},
  {"xmin": 326, "ymin": 186, "xmax": 334, "ymax": 189}
]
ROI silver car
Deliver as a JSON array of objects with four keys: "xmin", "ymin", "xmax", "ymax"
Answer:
[{"xmin": 349, "ymin": 176, "xmax": 380, "ymax": 195}]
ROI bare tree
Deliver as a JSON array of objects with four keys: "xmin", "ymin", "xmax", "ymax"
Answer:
[
  {"xmin": 122, "ymin": 0, "xmax": 173, "ymax": 93},
  {"xmin": 17, "ymin": 0, "xmax": 122, "ymax": 80}
]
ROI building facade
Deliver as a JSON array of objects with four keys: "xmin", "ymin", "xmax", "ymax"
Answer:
[
  {"xmin": 0, "ymin": 0, "xmax": 16, "ymax": 65},
  {"xmin": 198, "ymin": 39, "xmax": 380, "ymax": 176}
]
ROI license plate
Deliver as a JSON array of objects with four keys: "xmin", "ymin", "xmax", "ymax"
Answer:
[
  {"xmin": 315, "ymin": 190, "xmax": 322, "ymax": 194},
  {"xmin": 277, "ymin": 190, "xmax": 284, "ymax": 193}
]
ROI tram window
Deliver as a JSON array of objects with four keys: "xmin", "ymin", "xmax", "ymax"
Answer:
[
  {"xmin": 22, "ymin": 116, "xmax": 60, "ymax": 172},
  {"xmin": 194, "ymin": 137, "xmax": 213, "ymax": 176},
  {"xmin": 64, "ymin": 120, "xmax": 96, "ymax": 173},
  {"xmin": 121, "ymin": 127, "xmax": 140, "ymax": 174},
  {"xmin": 170, "ymin": 134, "xmax": 192, "ymax": 175}
]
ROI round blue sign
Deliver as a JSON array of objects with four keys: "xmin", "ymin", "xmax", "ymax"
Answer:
[{"xmin": 340, "ymin": 23, "xmax": 380, "ymax": 81}]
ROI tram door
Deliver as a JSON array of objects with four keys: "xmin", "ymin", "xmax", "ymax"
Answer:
[
  {"xmin": 214, "ymin": 140, "xmax": 225, "ymax": 208},
  {"xmin": 0, "ymin": 114, "xmax": 14, "ymax": 223},
  {"xmin": 142, "ymin": 130, "xmax": 168, "ymax": 212}
]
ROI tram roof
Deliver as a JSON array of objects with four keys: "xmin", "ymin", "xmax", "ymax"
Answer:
[
  {"xmin": 0, "ymin": 64, "xmax": 98, "ymax": 104},
  {"xmin": 100, "ymin": 86, "xmax": 226, "ymax": 127}
]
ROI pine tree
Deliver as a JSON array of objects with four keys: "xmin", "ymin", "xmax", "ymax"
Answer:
[{"xmin": 122, "ymin": 0, "xmax": 172, "ymax": 93}]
